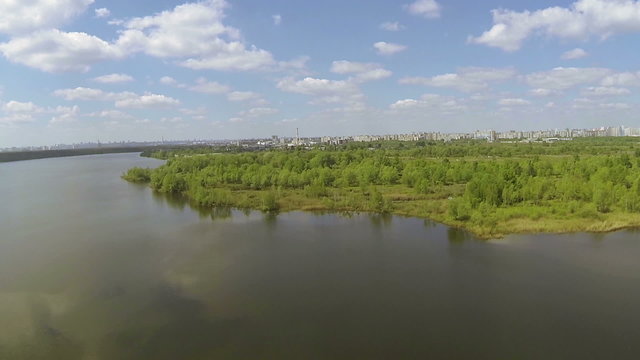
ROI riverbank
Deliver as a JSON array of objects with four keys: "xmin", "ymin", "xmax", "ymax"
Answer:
[
  {"xmin": 125, "ymin": 180, "xmax": 640, "ymax": 239},
  {"xmin": 0, "ymin": 147, "xmax": 155, "ymax": 163}
]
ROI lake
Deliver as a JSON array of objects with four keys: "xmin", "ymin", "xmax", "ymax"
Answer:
[{"xmin": 1, "ymin": 153, "xmax": 639, "ymax": 359}]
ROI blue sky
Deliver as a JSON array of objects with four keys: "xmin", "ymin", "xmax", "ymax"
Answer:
[{"xmin": 1, "ymin": 0, "xmax": 640, "ymax": 147}]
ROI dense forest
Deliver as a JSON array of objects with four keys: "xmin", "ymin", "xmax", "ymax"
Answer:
[{"xmin": 124, "ymin": 138, "xmax": 640, "ymax": 238}]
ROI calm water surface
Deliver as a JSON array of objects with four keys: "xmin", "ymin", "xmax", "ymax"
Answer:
[{"xmin": 1, "ymin": 153, "xmax": 640, "ymax": 359}]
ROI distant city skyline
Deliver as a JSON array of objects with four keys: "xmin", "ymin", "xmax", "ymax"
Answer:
[
  {"xmin": 4, "ymin": 124, "xmax": 638, "ymax": 152},
  {"xmin": 1, "ymin": 0, "xmax": 640, "ymax": 148}
]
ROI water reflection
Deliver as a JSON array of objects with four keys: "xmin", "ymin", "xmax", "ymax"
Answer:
[
  {"xmin": 447, "ymin": 227, "xmax": 474, "ymax": 244},
  {"xmin": 151, "ymin": 190, "xmax": 188, "ymax": 211},
  {"xmin": 368, "ymin": 213, "xmax": 393, "ymax": 227}
]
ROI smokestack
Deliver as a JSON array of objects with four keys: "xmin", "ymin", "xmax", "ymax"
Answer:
[{"xmin": 296, "ymin": 127, "xmax": 300, "ymax": 146}]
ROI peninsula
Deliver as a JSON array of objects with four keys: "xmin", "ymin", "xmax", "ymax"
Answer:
[{"xmin": 123, "ymin": 138, "xmax": 640, "ymax": 239}]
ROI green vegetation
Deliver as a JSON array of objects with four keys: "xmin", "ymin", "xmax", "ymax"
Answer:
[
  {"xmin": 125, "ymin": 137, "xmax": 640, "ymax": 238},
  {"xmin": 121, "ymin": 167, "xmax": 152, "ymax": 183}
]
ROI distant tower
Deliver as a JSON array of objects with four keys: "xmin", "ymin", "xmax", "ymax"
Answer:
[{"xmin": 296, "ymin": 127, "xmax": 300, "ymax": 146}]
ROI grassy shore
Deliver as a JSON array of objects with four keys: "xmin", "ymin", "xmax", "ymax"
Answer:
[{"xmin": 128, "ymin": 181, "xmax": 640, "ymax": 239}]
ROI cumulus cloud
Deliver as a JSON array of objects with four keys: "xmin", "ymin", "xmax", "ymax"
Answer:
[
  {"xmin": 0, "ymin": 29, "xmax": 123, "ymax": 73},
  {"xmin": 88, "ymin": 109, "xmax": 135, "ymax": 120},
  {"xmin": 92, "ymin": 73, "xmax": 134, "ymax": 83},
  {"xmin": 380, "ymin": 22, "xmax": 405, "ymax": 31},
  {"xmin": 0, "ymin": 0, "xmax": 94, "ymax": 35},
  {"xmin": 601, "ymin": 71, "xmax": 640, "ymax": 87},
  {"xmin": 238, "ymin": 107, "xmax": 279, "ymax": 118},
  {"xmin": 50, "ymin": 105, "xmax": 80, "ymax": 124},
  {"xmin": 524, "ymin": 67, "xmax": 612, "ymax": 90},
  {"xmin": 3, "ymin": 101, "xmax": 42, "ymax": 113},
  {"xmin": 0, "ymin": 103, "xmax": 38, "ymax": 124},
  {"xmin": 470, "ymin": 0, "xmax": 640, "ymax": 51},
  {"xmin": 95, "ymin": 7, "xmax": 111, "ymax": 18},
  {"xmin": 373, "ymin": 42, "xmax": 407, "ymax": 55},
  {"xmin": 188, "ymin": 78, "xmax": 231, "ymax": 94},
  {"xmin": 277, "ymin": 77, "xmax": 364, "ymax": 105},
  {"xmin": 53, "ymin": 87, "xmax": 126, "ymax": 101},
  {"xmin": 1, "ymin": 100, "xmax": 82, "ymax": 126},
  {"xmin": 581, "ymin": 86, "xmax": 630, "ymax": 96},
  {"xmin": 330, "ymin": 60, "xmax": 392, "ymax": 82},
  {"xmin": 159, "ymin": 76, "xmax": 179, "ymax": 86},
  {"xmin": 498, "ymin": 98, "xmax": 531, "ymax": 106},
  {"xmin": 54, "ymin": 87, "xmax": 179, "ymax": 109},
  {"xmin": 599, "ymin": 102, "xmax": 631, "ymax": 109},
  {"xmin": 390, "ymin": 94, "xmax": 465, "ymax": 113},
  {"xmin": 1, "ymin": 0, "xmax": 280, "ymax": 73},
  {"xmin": 562, "ymin": 48, "xmax": 588, "ymax": 60},
  {"xmin": 404, "ymin": 0, "xmax": 441, "ymax": 19},
  {"xmin": 115, "ymin": 94, "xmax": 180, "ymax": 109},
  {"xmin": 529, "ymin": 88, "xmax": 560, "ymax": 97},
  {"xmin": 400, "ymin": 67, "xmax": 516, "ymax": 92},
  {"xmin": 116, "ymin": 0, "xmax": 275, "ymax": 71},
  {"xmin": 227, "ymin": 91, "xmax": 262, "ymax": 102}
]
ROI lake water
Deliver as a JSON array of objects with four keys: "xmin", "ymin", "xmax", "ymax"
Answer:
[{"xmin": 1, "ymin": 153, "xmax": 640, "ymax": 359}]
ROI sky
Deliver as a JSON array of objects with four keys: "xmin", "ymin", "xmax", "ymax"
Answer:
[{"xmin": 1, "ymin": 0, "xmax": 640, "ymax": 147}]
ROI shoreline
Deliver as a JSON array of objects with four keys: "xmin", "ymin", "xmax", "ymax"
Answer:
[{"xmin": 139, "ymin": 183, "xmax": 640, "ymax": 240}]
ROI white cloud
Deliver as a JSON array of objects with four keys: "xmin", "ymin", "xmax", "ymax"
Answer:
[
  {"xmin": 331, "ymin": 61, "xmax": 378, "ymax": 74},
  {"xmin": 0, "ymin": 0, "xmax": 282, "ymax": 74},
  {"xmin": 525, "ymin": 67, "xmax": 612, "ymax": 90},
  {"xmin": 3, "ymin": 101, "xmax": 42, "ymax": 113},
  {"xmin": 53, "ymin": 87, "xmax": 181, "ymax": 111},
  {"xmin": 562, "ymin": 48, "xmax": 588, "ymax": 60},
  {"xmin": 404, "ymin": 0, "xmax": 441, "ymax": 19},
  {"xmin": 53, "ymin": 87, "xmax": 107, "ymax": 101},
  {"xmin": 188, "ymin": 78, "xmax": 230, "ymax": 94},
  {"xmin": 498, "ymin": 98, "xmax": 531, "ymax": 106},
  {"xmin": 581, "ymin": 86, "xmax": 630, "ymax": 96},
  {"xmin": 330, "ymin": 60, "xmax": 392, "ymax": 82},
  {"xmin": 116, "ymin": 0, "xmax": 275, "ymax": 71},
  {"xmin": 179, "ymin": 48, "xmax": 275, "ymax": 71},
  {"xmin": 354, "ymin": 68, "xmax": 393, "ymax": 82},
  {"xmin": 277, "ymin": 77, "xmax": 364, "ymax": 105},
  {"xmin": 601, "ymin": 72, "xmax": 640, "ymax": 87},
  {"xmin": 0, "ymin": 0, "xmax": 94, "ymax": 35},
  {"xmin": 0, "ymin": 29, "xmax": 123, "ymax": 73},
  {"xmin": 89, "ymin": 110, "xmax": 135, "ymax": 120},
  {"xmin": 50, "ymin": 105, "xmax": 79, "ymax": 124},
  {"xmin": 227, "ymin": 91, "xmax": 261, "ymax": 102},
  {"xmin": 277, "ymin": 56, "xmax": 312, "ymax": 76},
  {"xmin": 390, "ymin": 94, "xmax": 465, "ymax": 113},
  {"xmin": 599, "ymin": 102, "xmax": 631, "ymax": 109},
  {"xmin": 400, "ymin": 67, "xmax": 516, "ymax": 92},
  {"xmin": 95, "ymin": 7, "xmax": 111, "ymax": 18},
  {"xmin": 529, "ymin": 88, "xmax": 560, "ymax": 97},
  {"xmin": 373, "ymin": 42, "xmax": 407, "ymax": 55},
  {"xmin": 470, "ymin": 0, "xmax": 640, "ymax": 51},
  {"xmin": 273, "ymin": 14, "xmax": 282, "ymax": 25},
  {"xmin": 380, "ymin": 22, "xmax": 405, "ymax": 31},
  {"xmin": 115, "ymin": 94, "xmax": 180, "ymax": 109},
  {"xmin": 159, "ymin": 76, "xmax": 178, "ymax": 85},
  {"xmin": 1, "ymin": 101, "xmax": 82, "ymax": 126},
  {"xmin": 238, "ymin": 107, "xmax": 279, "ymax": 118},
  {"xmin": 92, "ymin": 73, "xmax": 134, "ymax": 84},
  {"xmin": 0, "ymin": 113, "xmax": 34, "ymax": 125}
]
